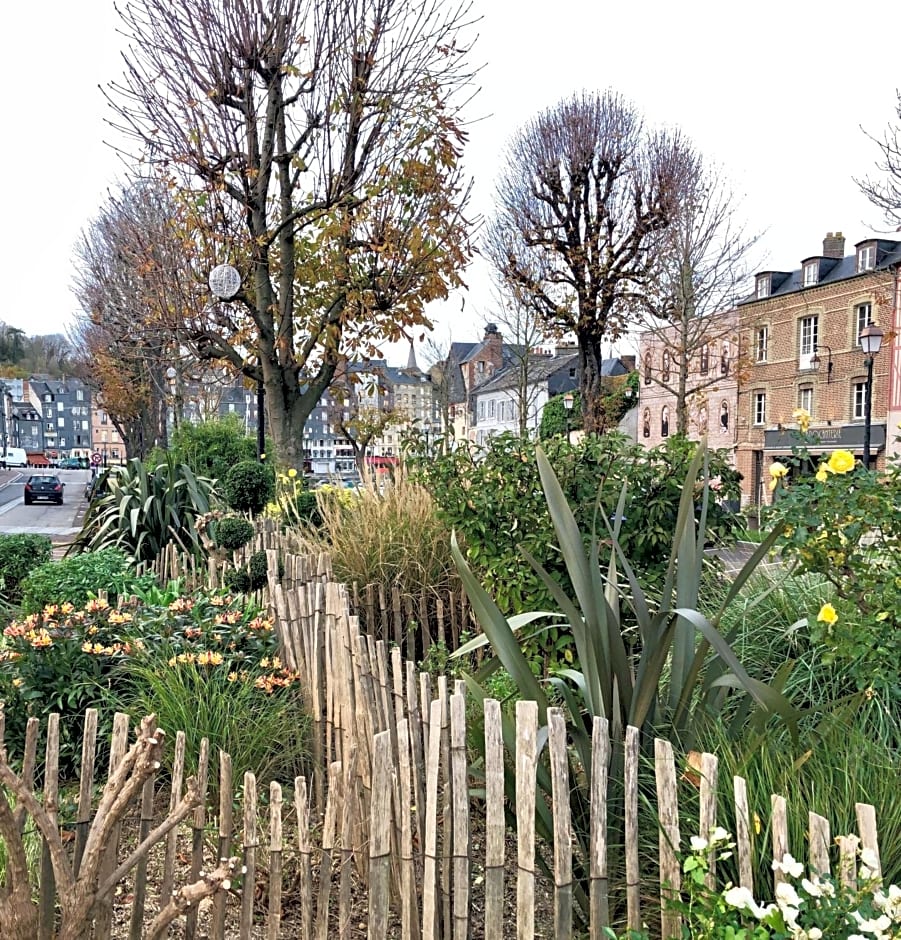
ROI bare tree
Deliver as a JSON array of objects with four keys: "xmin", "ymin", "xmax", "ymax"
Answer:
[
  {"xmin": 859, "ymin": 93, "xmax": 901, "ymax": 225},
  {"xmin": 485, "ymin": 90, "xmax": 694, "ymax": 434},
  {"xmin": 105, "ymin": 0, "xmax": 477, "ymax": 467},
  {"xmin": 638, "ymin": 162, "xmax": 759, "ymax": 433},
  {"xmin": 477, "ymin": 285, "xmax": 552, "ymax": 437}
]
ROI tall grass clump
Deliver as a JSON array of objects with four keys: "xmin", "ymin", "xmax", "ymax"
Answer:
[
  {"xmin": 298, "ymin": 470, "xmax": 459, "ymax": 599},
  {"xmin": 116, "ymin": 654, "xmax": 310, "ymax": 786}
]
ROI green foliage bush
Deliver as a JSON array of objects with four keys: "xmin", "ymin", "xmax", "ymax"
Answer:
[
  {"xmin": 215, "ymin": 515, "xmax": 254, "ymax": 551},
  {"xmin": 411, "ymin": 432, "xmax": 741, "ymax": 616},
  {"xmin": 0, "ymin": 534, "xmax": 53, "ymax": 601},
  {"xmin": 71, "ymin": 455, "xmax": 220, "ymax": 563},
  {"xmin": 148, "ymin": 415, "xmax": 257, "ymax": 484},
  {"xmin": 20, "ymin": 548, "xmax": 154, "ymax": 614},
  {"xmin": 224, "ymin": 460, "xmax": 275, "ymax": 516}
]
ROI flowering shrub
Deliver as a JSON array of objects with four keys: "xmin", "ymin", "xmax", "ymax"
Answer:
[
  {"xmin": 674, "ymin": 829, "xmax": 901, "ymax": 939},
  {"xmin": 0, "ymin": 591, "xmax": 302, "ymax": 778},
  {"xmin": 766, "ymin": 438, "xmax": 901, "ymax": 699}
]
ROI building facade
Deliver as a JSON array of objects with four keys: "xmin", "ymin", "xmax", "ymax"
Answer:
[
  {"xmin": 637, "ymin": 310, "xmax": 740, "ymax": 455},
  {"xmin": 735, "ymin": 232, "xmax": 901, "ymax": 505}
]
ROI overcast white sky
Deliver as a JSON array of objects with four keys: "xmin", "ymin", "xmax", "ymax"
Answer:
[{"xmin": 6, "ymin": 0, "xmax": 900, "ymax": 363}]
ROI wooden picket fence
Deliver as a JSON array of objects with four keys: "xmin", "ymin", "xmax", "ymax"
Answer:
[
  {"xmin": 10, "ymin": 545, "xmax": 877, "ymax": 936},
  {"xmin": 0, "ymin": 697, "xmax": 884, "ymax": 939}
]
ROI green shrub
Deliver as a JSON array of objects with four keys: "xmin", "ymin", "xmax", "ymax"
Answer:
[
  {"xmin": 224, "ymin": 566, "xmax": 252, "ymax": 594},
  {"xmin": 215, "ymin": 516, "xmax": 254, "ymax": 551},
  {"xmin": 224, "ymin": 460, "xmax": 275, "ymax": 516},
  {"xmin": 147, "ymin": 414, "xmax": 258, "ymax": 483},
  {"xmin": 20, "ymin": 548, "xmax": 154, "ymax": 613},
  {"xmin": 410, "ymin": 431, "xmax": 741, "ymax": 617},
  {"xmin": 0, "ymin": 534, "xmax": 53, "ymax": 602},
  {"xmin": 248, "ymin": 550, "xmax": 269, "ymax": 591}
]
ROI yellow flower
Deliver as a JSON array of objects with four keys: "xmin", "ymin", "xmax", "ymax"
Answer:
[
  {"xmin": 826, "ymin": 450, "xmax": 855, "ymax": 474},
  {"xmin": 815, "ymin": 465, "xmax": 829, "ymax": 483},
  {"xmin": 288, "ymin": 468, "xmax": 298, "ymax": 478},
  {"xmin": 769, "ymin": 461, "xmax": 788, "ymax": 479},
  {"xmin": 791, "ymin": 408, "xmax": 811, "ymax": 433},
  {"xmin": 12, "ymin": 677, "xmax": 23, "ymax": 689},
  {"xmin": 817, "ymin": 603, "xmax": 839, "ymax": 626}
]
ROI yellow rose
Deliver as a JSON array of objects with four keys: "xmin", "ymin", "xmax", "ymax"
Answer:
[
  {"xmin": 826, "ymin": 450, "xmax": 855, "ymax": 474},
  {"xmin": 791, "ymin": 408, "xmax": 811, "ymax": 433},
  {"xmin": 768, "ymin": 478, "xmax": 779, "ymax": 492},
  {"xmin": 769, "ymin": 461, "xmax": 789, "ymax": 479},
  {"xmin": 288, "ymin": 468, "xmax": 298, "ymax": 478},
  {"xmin": 815, "ymin": 465, "xmax": 829, "ymax": 483},
  {"xmin": 817, "ymin": 603, "xmax": 839, "ymax": 626}
]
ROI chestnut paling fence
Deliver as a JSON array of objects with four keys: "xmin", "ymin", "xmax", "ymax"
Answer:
[{"xmin": 0, "ymin": 550, "xmax": 885, "ymax": 938}]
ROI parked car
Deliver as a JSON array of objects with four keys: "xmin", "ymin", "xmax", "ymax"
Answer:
[
  {"xmin": 24, "ymin": 475, "xmax": 65, "ymax": 505},
  {"xmin": 58, "ymin": 457, "xmax": 83, "ymax": 470}
]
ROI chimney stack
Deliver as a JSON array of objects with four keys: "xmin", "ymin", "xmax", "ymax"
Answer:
[{"xmin": 822, "ymin": 231, "xmax": 845, "ymax": 259}]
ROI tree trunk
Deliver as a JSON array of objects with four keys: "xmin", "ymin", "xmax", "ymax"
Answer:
[
  {"xmin": 578, "ymin": 331, "xmax": 607, "ymax": 435},
  {"xmin": 0, "ymin": 883, "xmax": 39, "ymax": 938}
]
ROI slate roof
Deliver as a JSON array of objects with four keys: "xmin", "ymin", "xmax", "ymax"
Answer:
[
  {"xmin": 739, "ymin": 239, "xmax": 901, "ymax": 304},
  {"xmin": 472, "ymin": 354, "xmax": 628, "ymax": 395}
]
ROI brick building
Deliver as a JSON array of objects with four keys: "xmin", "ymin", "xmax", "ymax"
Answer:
[
  {"xmin": 637, "ymin": 309, "xmax": 740, "ymax": 455},
  {"xmin": 735, "ymin": 231, "xmax": 901, "ymax": 505}
]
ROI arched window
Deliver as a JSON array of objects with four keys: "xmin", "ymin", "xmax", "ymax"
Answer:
[
  {"xmin": 721, "ymin": 341, "xmax": 730, "ymax": 376},
  {"xmin": 720, "ymin": 401, "xmax": 729, "ymax": 431},
  {"xmin": 643, "ymin": 351, "xmax": 652, "ymax": 385},
  {"xmin": 661, "ymin": 406, "xmax": 670, "ymax": 438},
  {"xmin": 662, "ymin": 351, "xmax": 671, "ymax": 382},
  {"xmin": 642, "ymin": 408, "xmax": 651, "ymax": 438},
  {"xmin": 700, "ymin": 344, "xmax": 709, "ymax": 375}
]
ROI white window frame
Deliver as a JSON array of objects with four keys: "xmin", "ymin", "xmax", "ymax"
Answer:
[
  {"xmin": 753, "ymin": 392, "xmax": 766, "ymax": 426},
  {"xmin": 797, "ymin": 386, "xmax": 813, "ymax": 415},
  {"xmin": 755, "ymin": 326, "xmax": 768, "ymax": 362},
  {"xmin": 855, "ymin": 302, "xmax": 873, "ymax": 346},
  {"xmin": 803, "ymin": 262, "xmax": 819, "ymax": 286},
  {"xmin": 756, "ymin": 276, "xmax": 770, "ymax": 299},
  {"xmin": 852, "ymin": 382, "xmax": 867, "ymax": 420},
  {"xmin": 798, "ymin": 315, "xmax": 819, "ymax": 369},
  {"xmin": 488, "ymin": 399, "xmax": 496, "ymax": 419},
  {"xmin": 477, "ymin": 400, "xmax": 485, "ymax": 421},
  {"xmin": 857, "ymin": 245, "xmax": 876, "ymax": 273}
]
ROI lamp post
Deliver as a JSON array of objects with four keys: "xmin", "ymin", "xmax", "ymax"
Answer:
[
  {"xmin": 562, "ymin": 392, "xmax": 574, "ymax": 443},
  {"xmin": 860, "ymin": 323, "xmax": 884, "ymax": 470}
]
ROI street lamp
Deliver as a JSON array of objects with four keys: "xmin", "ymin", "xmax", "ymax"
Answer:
[
  {"xmin": 562, "ymin": 392, "xmax": 574, "ymax": 443},
  {"xmin": 811, "ymin": 344, "xmax": 833, "ymax": 382},
  {"xmin": 860, "ymin": 322, "xmax": 884, "ymax": 470}
]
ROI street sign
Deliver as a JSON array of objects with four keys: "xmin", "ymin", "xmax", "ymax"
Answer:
[{"xmin": 91, "ymin": 452, "xmax": 103, "ymax": 466}]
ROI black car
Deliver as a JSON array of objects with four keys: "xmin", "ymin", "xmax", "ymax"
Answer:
[{"xmin": 24, "ymin": 475, "xmax": 65, "ymax": 505}]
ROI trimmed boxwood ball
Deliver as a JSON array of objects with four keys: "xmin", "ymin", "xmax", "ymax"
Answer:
[
  {"xmin": 224, "ymin": 566, "xmax": 252, "ymax": 594},
  {"xmin": 216, "ymin": 516, "xmax": 255, "ymax": 552},
  {"xmin": 248, "ymin": 550, "xmax": 269, "ymax": 591},
  {"xmin": 224, "ymin": 461, "xmax": 275, "ymax": 516}
]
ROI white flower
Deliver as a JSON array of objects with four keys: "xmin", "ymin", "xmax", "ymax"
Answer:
[
  {"xmin": 808, "ymin": 929, "xmax": 822, "ymax": 939},
  {"xmin": 852, "ymin": 910, "xmax": 892, "ymax": 934},
  {"xmin": 802, "ymin": 877, "xmax": 823, "ymax": 897},
  {"xmin": 690, "ymin": 835, "xmax": 708, "ymax": 852},
  {"xmin": 776, "ymin": 882, "xmax": 801, "ymax": 925},
  {"xmin": 723, "ymin": 885, "xmax": 770, "ymax": 920},
  {"xmin": 710, "ymin": 826, "xmax": 730, "ymax": 845},
  {"xmin": 773, "ymin": 853, "xmax": 805, "ymax": 879}
]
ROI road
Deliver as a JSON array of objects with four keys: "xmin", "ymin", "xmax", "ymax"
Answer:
[{"xmin": 0, "ymin": 468, "xmax": 93, "ymax": 538}]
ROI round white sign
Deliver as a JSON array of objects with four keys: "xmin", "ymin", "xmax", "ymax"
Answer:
[{"xmin": 208, "ymin": 264, "xmax": 242, "ymax": 300}]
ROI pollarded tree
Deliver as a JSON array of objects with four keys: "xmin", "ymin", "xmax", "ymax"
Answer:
[
  {"xmin": 486, "ymin": 90, "xmax": 694, "ymax": 434},
  {"xmin": 105, "ymin": 0, "xmax": 476, "ymax": 468},
  {"xmin": 638, "ymin": 161, "xmax": 758, "ymax": 434}
]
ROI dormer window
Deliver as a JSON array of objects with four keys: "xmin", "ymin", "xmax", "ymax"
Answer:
[
  {"xmin": 755, "ymin": 275, "xmax": 770, "ymax": 299},
  {"xmin": 857, "ymin": 244, "xmax": 876, "ymax": 273},
  {"xmin": 803, "ymin": 262, "xmax": 819, "ymax": 286}
]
